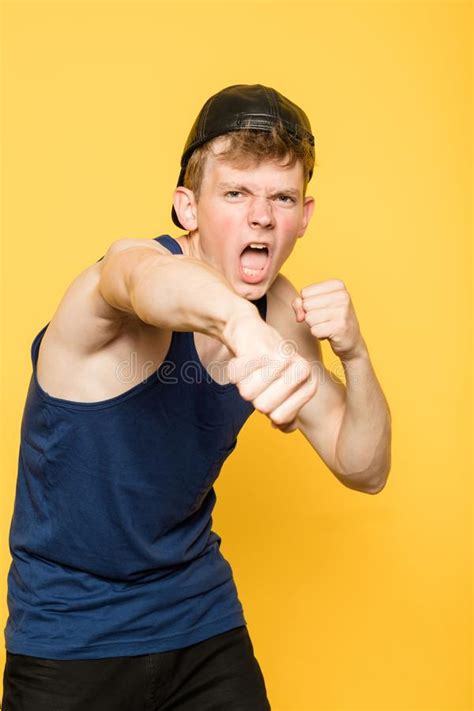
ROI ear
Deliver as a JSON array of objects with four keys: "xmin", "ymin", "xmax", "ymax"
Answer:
[
  {"xmin": 296, "ymin": 195, "xmax": 316, "ymax": 239},
  {"xmin": 172, "ymin": 187, "xmax": 198, "ymax": 231}
]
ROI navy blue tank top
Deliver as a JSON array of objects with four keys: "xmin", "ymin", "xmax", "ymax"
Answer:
[{"xmin": 4, "ymin": 234, "xmax": 267, "ymax": 660}]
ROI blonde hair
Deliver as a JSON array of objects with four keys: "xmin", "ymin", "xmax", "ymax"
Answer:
[{"xmin": 183, "ymin": 119, "xmax": 316, "ymax": 202}]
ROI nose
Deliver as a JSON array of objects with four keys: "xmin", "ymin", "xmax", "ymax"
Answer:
[{"xmin": 247, "ymin": 195, "xmax": 275, "ymax": 229}]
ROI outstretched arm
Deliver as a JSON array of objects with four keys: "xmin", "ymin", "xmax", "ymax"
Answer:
[
  {"xmin": 98, "ymin": 239, "xmax": 258, "ymax": 347},
  {"xmin": 99, "ymin": 239, "xmax": 319, "ymax": 431}
]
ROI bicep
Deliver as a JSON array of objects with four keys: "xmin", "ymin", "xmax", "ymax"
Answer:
[
  {"xmin": 98, "ymin": 238, "xmax": 172, "ymax": 315},
  {"xmin": 45, "ymin": 239, "xmax": 170, "ymax": 356}
]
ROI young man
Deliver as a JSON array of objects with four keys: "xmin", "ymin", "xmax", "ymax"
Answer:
[{"xmin": 2, "ymin": 84, "xmax": 391, "ymax": 710}]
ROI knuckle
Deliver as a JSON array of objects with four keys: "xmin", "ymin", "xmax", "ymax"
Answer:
[
  {"xmin": 255, "ymin": 398, "xmax": 271, "ymax": 414},
  {"xmin": 289, "ymin": 359, "xmax": 308, "ymax": 384},
  {"xmin": 271, "ymin": 413, "xmax": 285, "ymax": 426},
  {"xmin": 238, "ymin": 382, "xmax": 253, "ymax": 400}
]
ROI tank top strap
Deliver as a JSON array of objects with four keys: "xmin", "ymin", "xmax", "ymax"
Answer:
[
  {"xmin": 31, "ymin": 323, "xmax": 50, "ymax": 368},
  {"xmin": 154, "ymin": 234, "xmax": 183, "ymax": 255},
  {"xmin": 253, "ymin": 292, "xmax": 267, "ymax": 321}
]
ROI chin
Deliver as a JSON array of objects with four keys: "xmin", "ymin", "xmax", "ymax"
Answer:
[
  {"xmin": 230, "ymin": 271, "xmax": 272, "ymax": 302},
  {"xmin": 240, "ymin": 285, "xmax": 268, "ymax": 302}
]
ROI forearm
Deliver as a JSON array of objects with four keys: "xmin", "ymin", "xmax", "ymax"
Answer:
[
  {"xmin": 335, "ymin": 338, "xmax": 392, "ymax": 493},
  {"xmin": 127, "ymin": 250, "xmax": 258, "ymax": 348}
]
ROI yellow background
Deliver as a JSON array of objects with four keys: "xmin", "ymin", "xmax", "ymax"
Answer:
[{"xmin": 1, "ymin": 1, "xmax": 472, "ymax": 709}]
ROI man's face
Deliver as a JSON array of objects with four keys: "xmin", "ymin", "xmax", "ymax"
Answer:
[{"xmin": 186, "ymin": 137, "xmax": 315, "ymax": 300}]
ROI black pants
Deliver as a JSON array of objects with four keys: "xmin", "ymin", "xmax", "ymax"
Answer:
[{"xmin": 1, "ymin": 626, "xmax": 271, "ymax": 710}]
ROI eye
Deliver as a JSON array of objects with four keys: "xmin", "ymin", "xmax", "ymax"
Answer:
[
  {"xmin": 276, "ymin": 194, "xmax": 296, "ymax": 204},
  {"xmin": 225, "ymin": 191, "xmax": 242, "ymax": 198}
]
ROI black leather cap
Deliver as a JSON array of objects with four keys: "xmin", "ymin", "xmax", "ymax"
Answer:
[{"xmin": 171, "ymin": 84, "xmax": 315, "ymax": 229}]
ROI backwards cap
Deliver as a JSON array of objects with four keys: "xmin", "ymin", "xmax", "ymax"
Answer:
[{"xmin": 171, "ymin": 83, "xmax": 315, "ymax": 229}]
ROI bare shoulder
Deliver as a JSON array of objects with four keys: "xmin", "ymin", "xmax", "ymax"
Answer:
[
  {"xmin": 42, "ymin": 237, "xmax": 173, "ymax": 357},
  {"xmin": 266, "ymin": 272, "xmax": 301, "ymax": 326}
]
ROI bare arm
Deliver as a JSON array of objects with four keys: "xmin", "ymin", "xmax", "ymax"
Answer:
[
  {"xmin": 334, "ymin": 344, "xmax": 392, "ymax": 493},
  {"xmin": 99, "ymin": 240, "xmax": 320, "ymax": 433},
  {"xmin": 266, "ymin": 274, "xmax": 391, "ymax": 495},
  {"xmin": 98, "ymin": 240, "xmax": 260, "ymax": 349}
]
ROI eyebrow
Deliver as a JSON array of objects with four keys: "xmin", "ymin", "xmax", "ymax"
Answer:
[{"xmin": 217, "ymin": 182, "xmax": 301, "ymax": 199}]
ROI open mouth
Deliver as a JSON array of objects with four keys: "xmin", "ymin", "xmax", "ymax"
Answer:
[{"xmin": 239, "ymin": 243, "xmax": 271, "ymax": 283}]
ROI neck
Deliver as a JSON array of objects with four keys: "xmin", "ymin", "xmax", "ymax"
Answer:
[{"xmin": 179, "ymin": 231, "xmax": 202, "ymax": 261}]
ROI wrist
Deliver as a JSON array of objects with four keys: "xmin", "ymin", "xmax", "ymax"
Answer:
[
  {"xmin": 340, "ymin": 336, "xmax": 369, "ymax": 365},
  {"xmin": 222, "ymin": 301, "xmax": 262, "ymax": 353}
]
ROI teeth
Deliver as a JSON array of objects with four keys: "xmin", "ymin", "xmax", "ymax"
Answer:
[
  {"xmin": 249, "ymin": 243, "xmax": 267, "ymax": 249},
  {"xmin": 242, "ymin": 267, "xmax": 262, "ymax": 276}
]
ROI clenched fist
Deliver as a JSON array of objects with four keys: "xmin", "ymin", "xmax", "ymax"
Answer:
[
  {"xmin": 292, "ymin": 279, "xmax": 365, "ymax": 361},
  {"xmin": 226, "ymin": 316, "xmax": 318, "ymax": 434}
]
